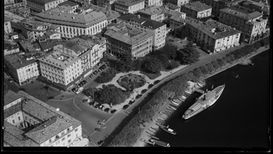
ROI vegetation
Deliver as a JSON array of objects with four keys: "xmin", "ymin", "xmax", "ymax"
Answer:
[
  {"xmin": 94, "ymin": 69, "xmax": 118, "ymax": 83},
  {"xmin": 141, "ymin": 57, "xmax": 162, "ymax": 74},
  {"xmin": 176, "ymin": 47, "xmax": 200, "ymax": 65},
  {"xmin": 117, "ymin": 74, "xmax": 146, "ymax": 92}
]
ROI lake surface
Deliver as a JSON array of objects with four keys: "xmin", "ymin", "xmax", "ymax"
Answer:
[{"xmin": 153, "ymin": 50, "xmax": 271, "ymax": 150}]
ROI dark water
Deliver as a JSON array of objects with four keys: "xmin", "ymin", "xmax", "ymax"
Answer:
[{"xmin": 154, "ymin": 50, "xmax": 271, "ymax": 149}]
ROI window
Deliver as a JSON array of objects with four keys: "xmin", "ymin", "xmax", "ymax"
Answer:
[{"xmin": 18, "ymin": 116, "xmax": 20, "ymax": 120}]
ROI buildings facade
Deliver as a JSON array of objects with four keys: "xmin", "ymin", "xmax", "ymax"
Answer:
[
  {"xmin": 4, "ymin": 40, "xmax": 20, "ymax": 56},
  {"xmin": 114, "ymin": 0, "xmax": 145, "ymax": 14},
  {"xmin": 181, "ymin": 1, "xmax": 212, "ymax": 19},
  {"xmin": 4, "ymin": 90, "xmax": 89, "ymax": 147},
  {"xmin": 185, "ymin": 17, "xmax": 241, "ymax": 53},
  {"xmin": 27, "ymin": 0, "xmax": 67, "ymax": 13},
  {"xmin": 4, "ymin": 0, "xmax": 27, "ymax": 9},
  {"xmin": 104, "ymin": 22, "xmax": 153, "ymax": 60},
  {"xmin": 163, "ymin": 8, "xmax": 187, "ymax": 30},
  {"xmin": 4, "ymin": 17, "xmax": 13, "ymax": 34},
  {"xmin": 39, "ymin": 50, "xmax": 83, "ymax": 87},
  {"xmin": 4, "ymin": 54, "xmax": 39, "ymax": 85},
  {"xmin": 167, "ymin": 0, "xmax": 190, "ymax": 7},
  {"xmin": 119, "ymin": 14, "xmax": 167, "ymax": 50},
  {"xmin": 219, "ymin": 6, "xmax": 268, "ymax": 43},
  {"xmin": 145, "ymin": 0, "xmax": 163, "ymax": 7},
  {"xmin": 34, "ymin": 6, "xmax": 108, "ymax": 38}
]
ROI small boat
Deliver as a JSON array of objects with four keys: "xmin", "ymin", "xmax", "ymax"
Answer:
[
  {"xmin": 149, "ymin": 138, "xmax": 170, "ymax": 147},
  {"xmin": 235, "ymin": 74, "xmax": 239, "ymax": 78},
  {"xmin": 157, "ymin": 124, "xmax": 177, "ymax": 135}
]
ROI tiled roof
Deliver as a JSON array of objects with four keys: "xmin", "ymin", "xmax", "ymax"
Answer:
[
  {"xmin": 4, "ymin": 90, "xmax": 22, "ymax": 106},
  {"xmin": 186, "ymin": 17, "xmax": 241, "ymax": 39},
  {"xmin": 81, "ymin": 4, "xmax": 120, "ymax": 21},
  {"xmin": 4, "ymin": 53, "xmax": 37, "ymax": 69},
  {"xmin": 119, "ymin": 14, "xmax": 165, "ymax": 29},
  {"xmin": 183, "ymin": 1, "xmax": 212, "ymax": 12},
  {"xmin": 34, "ymin": 6, "xmax": 107, "ymax": 28},
  {"xmin": 137, "ymin": 6, "xmax": 164, "ymax": 16},
  {"xmin": 115, "ymin": 0, "xmax": 145, "ymax": 6},
  {"xmin": 27, "ymin": 0, "xmax": 63, "ymax": 5},
  {"xmin": 104, "ymin": 22, "xmax": 153, "ymax": 45},
  {"xmin": 220, "ymin": 6, "xmax": 263, "ymax": 20}
]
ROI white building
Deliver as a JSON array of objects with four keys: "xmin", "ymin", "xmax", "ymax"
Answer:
[
  {"xmin": 33, "ymin": 6, "xmax": 108, "ymax": 38},
  {"xmin": 145, "ymin": 0, "xmax": 163, "ymax": 7},
  {"xmin": 27, "ymin": 0, "xmax": 67, "ymax": 13},
  {"xmin": 39, "ymin": 50, "xmax": 83, "ymax": 87},
  {"xmin": 4, "ymin": 90, "xmax": 89, "ymax": 147},
  {"xmin": 119, "ymin": 14, "xmax": 167, "ymax": 50},
  {"xmin": 4, "ymin": 54, "xmax": 39, "ymax": 85},
  {"xmin": 54, "ymin": 35, "xmax": 106, "ymax": 77},
  {"xmin": 114, "ymin": 0, "xmax": 145, "ymax": 14},
  {"xmin": 186, "ymin": 17, "xmax": 241, "ymax": 53}
]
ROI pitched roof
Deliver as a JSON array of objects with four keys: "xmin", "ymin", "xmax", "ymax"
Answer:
[
  {"xmin": 4, "ymin": 90, "xmax": 22, "ymax": 106},
  {"xmin": 220, "ymin": 6, "xmax": 263, "ymax": 20},
  {"xmin": 182, "ymin": 1, "xmax": 212, "ymax": 12},
  {"xmin": 115, "ymin": 0, "xmax": 145, "ymax": 6}
]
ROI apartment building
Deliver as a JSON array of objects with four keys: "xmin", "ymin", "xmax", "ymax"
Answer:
[
  {"xmin": 167, "ymin": 0, "xmax": 190, "ymax": 7},
  {"xmin": 4, "ymin": 54, "xmax": 39, "ymax": 85},
  {"xmin": 4, "ymin": 90, "xmax": 89, "ymax": 147},
  {"xmin": 119, "ymin": 14, "xmax": 167, "ymax": 50},
  {"xmin": 136, "ymin": 6, "xmax": 165, "ymax": 22},
  {"xmin": 145, "ymin": 0, "xmax": 163, "ymax": 7},
  {"xmin": 4, "ymin": 0, "xmax": 27, "ymax": 9},
  {"xmin": 114, "ymin": 0, "xmax": 145, "ymax": 14},
  {"xmin": 4, "ymin": 40, "xmax": 20, "ymax": 56},
  {"xmin": 27, "ymin": 0, "xmax": 67, "ymax": 13},
  {"xmin": 219, "ymin": 6, "xmax": 268, "ymax": 43},
  {"xmin": 199, "ymin": 0, "xmax": 232, "ymax": 17},
  {"xmin": 185, "ymin": 17, "xmax": 241, "ymax": 53},
  {"xmin": 39, "ymin": 50, "xmax": 83, "ymax": 87},
  {"xmin": 163, "ymin": 8, "xmax": 187, "ymax": 30},
  {"xmin": 33, "ymin": 6, "xmax": 108, "ymax": 38},
  {"xmin": 181, "ymin": 1, "xmax": 212, "ymax": 19},
  {"xmin": 104, "ymin": 22, "xmax": 153, "ymax": 59},
  {"xmin": 4, "ymin": 17, "xmax": 13, "ymax": 34},
  {"xmin": 54, "ymin": 35, "xmax": 106, "ymax": 77},
  {"xmin": 12, "ymin": 18, "xmax": 61, "ymax": 42}
]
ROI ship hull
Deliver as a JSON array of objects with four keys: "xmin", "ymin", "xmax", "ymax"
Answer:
[{"xmin": 182, "ymin": 85, "xmax": 225, "ymax": 120}]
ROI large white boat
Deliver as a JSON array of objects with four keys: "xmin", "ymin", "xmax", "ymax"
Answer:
[{"xmin": 182, "ymin": 85, "xmax": 225, "ymax": 120}]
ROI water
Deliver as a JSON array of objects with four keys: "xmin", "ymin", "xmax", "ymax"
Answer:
[{"xmin": 154, "ymin": 50, "xmax": 271, "ymax": 149}]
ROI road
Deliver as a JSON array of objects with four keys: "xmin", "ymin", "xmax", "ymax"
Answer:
[{"xmin": 88, "ymin": 42, "xmax": 269, "ymax": 146}]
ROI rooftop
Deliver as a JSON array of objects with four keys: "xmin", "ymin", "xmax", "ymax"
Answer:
[
  {"xmin": 81, "ymin": 4, "xmax": 120, "ymax": 21},
  {"xmin": 4, "ymin": 40, "xmax": 19, "ymax": 50},
  {"xmin": 119, "ymin": 14, "xmax": 165, "ymax": 29},
  {"xmin": 4, "ymin": 53, "xmax": 37, "ymax": 69},
  {"xmin": 104, "ymin": 22, "xmax": 153, "ymax": 45},
  {"xmin": 39, "ymin": 49, "xmax": 80, "ymax": 69},
  {"xmin": 115, "ymin": 0, "xmax": 145, "ymax": 6},
  {"xmin": 4, "ymin": 91, "xmax": 81, "ymax": 146},
  {"xmin": 58, "ymin": 0, "xmax": 79, "ymax": 7},
  {"xmin": 137, "ymin": 6, "xmax": 164, "ymax": 16},
  {"xmin": 186, "ymin": 17, "xmax": 241, "ymax": 39},
  {"xmin": 220, "ymin": 6, "xmax": 263, "ymax": 20},
  {"xmin": 183, "ymin": 1, "xmax": 212, "ymax": 12},
  {"xmin": 27, "ymin": 0, "xmax": 63, "ymax": 5},
  {"xmin": 34, "ymin": 6, "xmax": 107, "ymax": 28},
  {"xmin": 4, "ymin": 90, "xmax": 22, "ymax": 106},
  {"xmin": 165, "ymin": 2, "xmax": 180, "ymax": 10}
]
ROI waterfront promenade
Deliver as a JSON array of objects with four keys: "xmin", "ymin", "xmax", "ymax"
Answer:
[{"xmin": 89, "ymin": 42, "xmax": 269, "ymax": 146}]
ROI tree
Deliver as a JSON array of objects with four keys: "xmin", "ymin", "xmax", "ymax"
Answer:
[
  {"xmin": 141, "ymin": 57, "xmax": 162, "ymax": 74},
  {"xmin": 95, "ymin": 69, "xmax": 117, "ymax": 83},
  {"xmin": 176, "ymin": 47, "xmax": 200, "ymax": 65}
]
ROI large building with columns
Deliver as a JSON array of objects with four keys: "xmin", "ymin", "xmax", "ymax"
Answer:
[
  {"xmin": 33, "ymin": 5, "xmax": 108, "ymax": 38},
  {"xmin": 4, "ymin": 90, "xmax": 89, "ymax": 147}
]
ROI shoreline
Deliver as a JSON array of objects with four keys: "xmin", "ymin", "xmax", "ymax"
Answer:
[{"xmin": 132, "ymin": 46, "xmax": 269, "ymax": 147}]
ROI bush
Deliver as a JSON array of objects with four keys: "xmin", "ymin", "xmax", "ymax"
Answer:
[
  {"xmin": 176, "ymin": 47, "xmax": 200, "ymax": 65},
  {"xmin": 141, "ymin": 57, "xmax": 162, "ymax": 74},
  {"xmin": 95, "ymin": 69, "xmax": 118, "ymax": 83}
]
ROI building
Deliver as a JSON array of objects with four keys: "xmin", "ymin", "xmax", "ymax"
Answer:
[
  {"xmin": 114, "ymin": 0, "xmax": 145, "ymax": 14},
  {"xmin": 238, "ymin": 0, "xmax": 269, "ymax": 15},
  {"xmin": 4, "ymin": 54, "xmax": 39, "ymax": 85},
  {"xmin": 136, "ymin": 6, "xmax": 165, "ymax": 22},
  {"xmin": 94, "ymin": 0, "xmax": 117, "ymax": 7},
  {"xmin": 119, "ymin": 14, "xmax": 167, "ymax": 50},
  {"xmin": 167, "ymin": 0, "xmax": 190, "ymax": 7},
  {"xmin": 58, "ymin": 0, "xmax": 79, "ymax": 9},
  {"xmin": 12, "ymin": 18, "xmax": 61, "ymax": 42},
  {"xmin": 26, "ymin": 0, "xmax": 67, "ymax": 13},
  {"xmin": 185, "ymin": 17, "xmax": 241, "ymax": 53},
  {"xmin": 4, "ymin": 40, "xmax": 20, "ymax": 56},
  {"xmin": 4, "ymin": 17, "xmax": 13, "ymax": 34},
  {"xmin": 199, "ymin": 0, "xmax": 236, "ymax": 17},
  {"xmin": 145, "ymin": 0, "xmax": 163, "ymax": 7},
  {"xmin": 163, "ymin": 8, "xmax": 187, "ymax": 30},
  {"xmin": 4, "ymin": 0, "xmax": 27, "ymax": 9},
  {"xmin": 104, "ymin": 22, "xmax": 153, "ymax": 59},
  {"xmin": 164, "ymin": 2, "xmax": 181, "ymax": 12},
  {"xmin": 219, "ymin": 6, "xmax": 268, "ymax": 43},
  {"xmin": 181, "ymin": 1, "xmax": 212, "ymax": 19},
  {"xmin": 39, "ymin": 50, "xmax": 83, "ymax": 88},
  {"xmin": 54, "ymin": 35, "xmax": 106, "ymax": 77},
  {"xmin": 33, "ymin": 6, "xmax": 108, "ymax": 38},
  {"xmin": 3, "ymin": 90, "xmax": 89, "ymax": 147}
]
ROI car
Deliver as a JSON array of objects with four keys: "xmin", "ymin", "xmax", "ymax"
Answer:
[
  {"xmin": 141, "ymin": 89, "xmax": 147, "ymax": 94},
  {"xmin": 154, "ymin": 80, "xmax": 160, "ymax": 84},
  {"xmin": 123, "ymin": 104, "xmax": 129, "ymax": 110},
  {"xmin": 128, "ymin": 100, "xmax": 135, "ymax": 105},
  {"xmin": 104, "ymin": 108, "xmax": 110, "ymax": 112},
  {"xmin": 148, "ymin": 84, "xmax": 154, "ymax": 88},
  {"xmin": 110, "ymin": 109, "xmax": 117, "ymax": 114},
  {"xmin": 136, "ymin": 94, "xmax": 142, "ymax": 99},
  {"xmin": 98, "ymin": 105, "xmax": 104, "ymax": 110}
]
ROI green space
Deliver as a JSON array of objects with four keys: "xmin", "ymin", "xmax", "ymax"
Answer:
[{"xmin": 117, "ymin": 74, "xmax": 146, "ymax": 92}]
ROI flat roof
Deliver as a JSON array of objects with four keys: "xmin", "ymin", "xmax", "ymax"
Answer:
[
  {"xmin": 27, "ymin": 0, "xmax": 64, "ymax": 5},
  {"xmin": 4, "ymin": 53, "xmax": 37, "ymax": 69},
  {"xmin": 4, "ymin": 90, "xmax": 22, "ymax": 106},
  {"xmin": 115, "ymin": 0, "xmax": 145, "ymax": 6},
  {"xmin": 119, "ymin": 14, "xmax": 165, "ymax": 29},
  {"xmin": 183, "ymin": 1, "xmax": 212, "ymax": 12},
  {"xmin": 34, "ymin": 6, "xmax": 107, "ymax": 28},
  {"xmin": 137, "ymin": 6, "xmax": 164, "ymax": 16},
  {"xmin": 186, "ymin": 17, "xmax": 241, "ymax": 39},
  {"xmin": 104, "ymin": 22, "xmax": 153, "ymax": 45}
]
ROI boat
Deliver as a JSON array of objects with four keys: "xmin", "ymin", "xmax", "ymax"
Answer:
[
  {"xmin": 157, "ymin": 123, "xmax": 177, "ymax": 135},
  {"xmin": 149, "ymin": 138, "xmax": 170, "ymax": 147},
  {"xmin": 182, "ymin": 85, "xmax": 225, "ymax": 120}
]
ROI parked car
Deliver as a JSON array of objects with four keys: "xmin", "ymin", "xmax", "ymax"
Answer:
[
  {"xmin": 154, "ymin": 80, "xmax": 160, "ymax": 84},
  {"xmin": 148, "ymin": 84, "xmax": 154, "ymax": 88},
  {"xmin": 128, "ymin": 100, "xmax": 135, "ymax": 105},
  {"xmin": 110, "ymin": 109, "xmax": 117, "ymax": 114},
  {"xmin": 141, "ymin": 89, "xmax": 147, "ymax": 94},
  {"xmin": 123, "ymin": 104, "xmax": 129, "ymax": 110},
  {"xmin": 136, "ymin": 94, "xmax": 142, "ymax": 99},
  {"xmin": 104, "ymin": 108, "xmax": 110, "ymax": 112}
]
